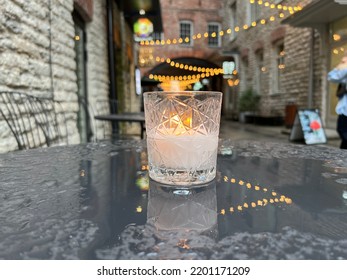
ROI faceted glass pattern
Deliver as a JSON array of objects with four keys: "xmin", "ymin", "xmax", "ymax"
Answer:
[
  {"xmin": 144, "ymin": 91, "xmax": 222, "ymax": 185},
  {"xmin": 147, "ymin": 180, "xmax": 217, "ymax": 232}
]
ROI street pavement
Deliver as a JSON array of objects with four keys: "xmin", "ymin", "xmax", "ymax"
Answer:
[{"xmin": 219, "ymin": 117, "xmax": 341, "ymax": 149}]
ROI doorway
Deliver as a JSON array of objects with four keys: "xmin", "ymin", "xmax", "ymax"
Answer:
[
  {"xmin": 327, "ymin": 17, "xmax": 347, "ymax": 128},
  {"xmin": 73, "ymin": 11, "xmax": 91, "ymax": 143}
]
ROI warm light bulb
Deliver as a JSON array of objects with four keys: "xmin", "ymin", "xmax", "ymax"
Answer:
[{"xmin": 333, "ymin": 34, "xmax": 341, "ymax": 41}]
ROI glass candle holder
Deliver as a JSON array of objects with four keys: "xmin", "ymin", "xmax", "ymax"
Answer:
[
  {"xmin": 144, "ymin": 91, "xmax": 222, "ymax": 186},
  {"xmin": 147, "ymin": 179, "xmax": 217, "ymax": 232}
]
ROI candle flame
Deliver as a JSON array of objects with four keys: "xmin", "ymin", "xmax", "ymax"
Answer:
[
  {"xmin": 183, "ymin": 117, "xmax": 192, "ymax": 127},
  {"xmin": 169, "ymin": 113, "xmax": 193, "ymax": 135}
]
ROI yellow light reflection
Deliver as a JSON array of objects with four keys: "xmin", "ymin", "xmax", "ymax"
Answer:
[{"xmin": 221, "ymin": 175, "xmax": 293, "ymax": 215}]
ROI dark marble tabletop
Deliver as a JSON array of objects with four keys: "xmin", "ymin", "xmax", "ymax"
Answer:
[{"xmin": 1, "ymin": 140, "xmax": 347, "ymax": 260}]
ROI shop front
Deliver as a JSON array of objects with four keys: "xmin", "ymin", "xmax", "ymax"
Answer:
[{"xmin": 283, "ymin": 0, "xmax": 347, "ymax": 128}]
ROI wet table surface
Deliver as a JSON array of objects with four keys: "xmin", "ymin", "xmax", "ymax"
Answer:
[{"xmin": 1, "ymin": 140, "xmax": 347, "ymax": 260}]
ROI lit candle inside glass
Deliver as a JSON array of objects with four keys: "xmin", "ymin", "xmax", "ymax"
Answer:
[
  {"xmin": 148, "ymin": 112, "xmax": 218, "ymax": 170},
  {"xmin": 144, "ymin": 91, "xmax": 222, "ymax": 185}
]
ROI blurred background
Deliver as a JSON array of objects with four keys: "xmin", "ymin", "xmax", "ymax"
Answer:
[{"xmin": 0, "ymin": 0, "xmax": 346, "ymax": 152}]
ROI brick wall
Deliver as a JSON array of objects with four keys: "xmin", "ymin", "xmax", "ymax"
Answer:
[
  {"xmin": 223, "ymin": 0, "xmax": 319, "ymax": 118},
  {"xmin": 0, "ymin": 0, "xmax": 109, "ymax": 152},
  {"xmin": 140, "ymin": 0, "xmax": 224, "ymax": 76}
]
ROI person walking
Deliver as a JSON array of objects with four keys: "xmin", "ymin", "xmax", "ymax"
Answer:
[{"xmin": 328, "ymin": 53, "xmax": 347, "ymax": 149}]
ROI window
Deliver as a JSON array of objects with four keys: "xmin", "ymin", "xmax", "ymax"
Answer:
[
  {"xmin": 240, "ymin": 56, "xmax": 249, "ymax": 92},
  {"xmin": 208, "ymin": 23, "xmax": 221, "ymax": 47},
  {"xmin": 272, "ymin": 42, "xmax": 285, "ymax": 94},
  {"xmin": 179, "ymin": 21, "xmax": 193, "ymax": 46},
  {"xmin": 152, "ymin": 32, "xmax": 163, "ymax": 41},
  {"xmin": 246, "ymin": 2, "xmax": 260, "ymax": 26},
  {"xmin": 73, "ymin": 11, "xmax": 91, "ymax": 143},
  {"xmin": 230, "ymin": 2, "xmax": 237, "ymax": 40},
  {"xmin": 138, "ymin": 47, "xmax": 155, "ymax": 67},
  {"xmin": 255, "ymin": 50, "xmax": 264, "ymax": 95}
]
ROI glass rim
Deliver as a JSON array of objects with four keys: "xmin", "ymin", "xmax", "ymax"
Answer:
[{"xmin": 143, "ymin": 91, "xmax": 222, "ymax": 97}]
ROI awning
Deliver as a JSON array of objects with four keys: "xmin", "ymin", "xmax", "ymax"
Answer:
[{"xmin": 282, "ymin": 0, "xmax": 347, "ymax": 28}]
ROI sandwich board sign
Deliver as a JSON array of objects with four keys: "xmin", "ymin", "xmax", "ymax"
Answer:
[{"xmin": 289, "ymin": 109, "xmax": 327, "ymax": 145}]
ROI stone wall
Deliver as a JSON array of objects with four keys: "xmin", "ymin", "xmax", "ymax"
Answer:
[
  {"xmin": 223, "ymin": 0, "xmax": 320, "ymax": 118},
  {"xmin": 0, "ymin": 0, "xmax": 110, "ymax": 152},
  {"xmin": 51, "ymin": 0, "xmax": 79, "ymax": 144},
  {"xmin": 85, "ymin": 0, "xmax": 110, "ymax": 140}
]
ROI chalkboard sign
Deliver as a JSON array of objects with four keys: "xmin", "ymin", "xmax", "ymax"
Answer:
[{"xmin": 289, "ymin": 109, "xmax": 327, "ymax": 145}]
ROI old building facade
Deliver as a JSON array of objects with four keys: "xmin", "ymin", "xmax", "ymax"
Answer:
[
  {"xmin": 139, "ymin": 0, "xmax": 228, "ymax": 93},
  {"xmin": 222, "ymin": 0, "xmax": 347, "ymax": 129},
  {"xmin": 0, "ymin": 0, "xmax": 140, "ymax": 152}
]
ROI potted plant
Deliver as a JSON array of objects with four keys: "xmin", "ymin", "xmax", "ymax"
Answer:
[{"xmin": 238, "ymin": 88, "xmax": 260, "ymax": 123}]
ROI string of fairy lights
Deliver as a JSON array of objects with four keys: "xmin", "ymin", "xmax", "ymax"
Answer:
[
  {"xmin": 154, "ymin": 56, "xmax": 225, "ymax": 74},
  {"xmin": 140, "ymin": 1, "xmax": 302, "ymax": 46},
  {"xmin": 141, "ymin": 1, "xmax": 304, "ymax": 89},
  {"xmin": 148, "ymin": 55, "xmax": 236, "ymax": 82},
  {"xmin": 249, "ymin": 0, "xmax": 302, "ymax": 12}
]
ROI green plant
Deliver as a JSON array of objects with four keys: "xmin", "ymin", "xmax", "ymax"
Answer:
[{"xmin": 238, "ymin": 88, "xmax": 260, "ymax": 112}]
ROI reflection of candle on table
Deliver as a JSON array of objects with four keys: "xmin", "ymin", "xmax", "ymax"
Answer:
[{"xmin": 147, "ymin": 114, "xmax": 218, "ymax": 170}]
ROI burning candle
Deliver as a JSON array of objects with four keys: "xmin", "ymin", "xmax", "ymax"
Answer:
[
  {"xmin": 149, "ymin": 113, "xmax": 218, "ymax": 170},
  {"xmin": 144, "ymin": 91, "xmax": 222, "ymax": 186}
]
